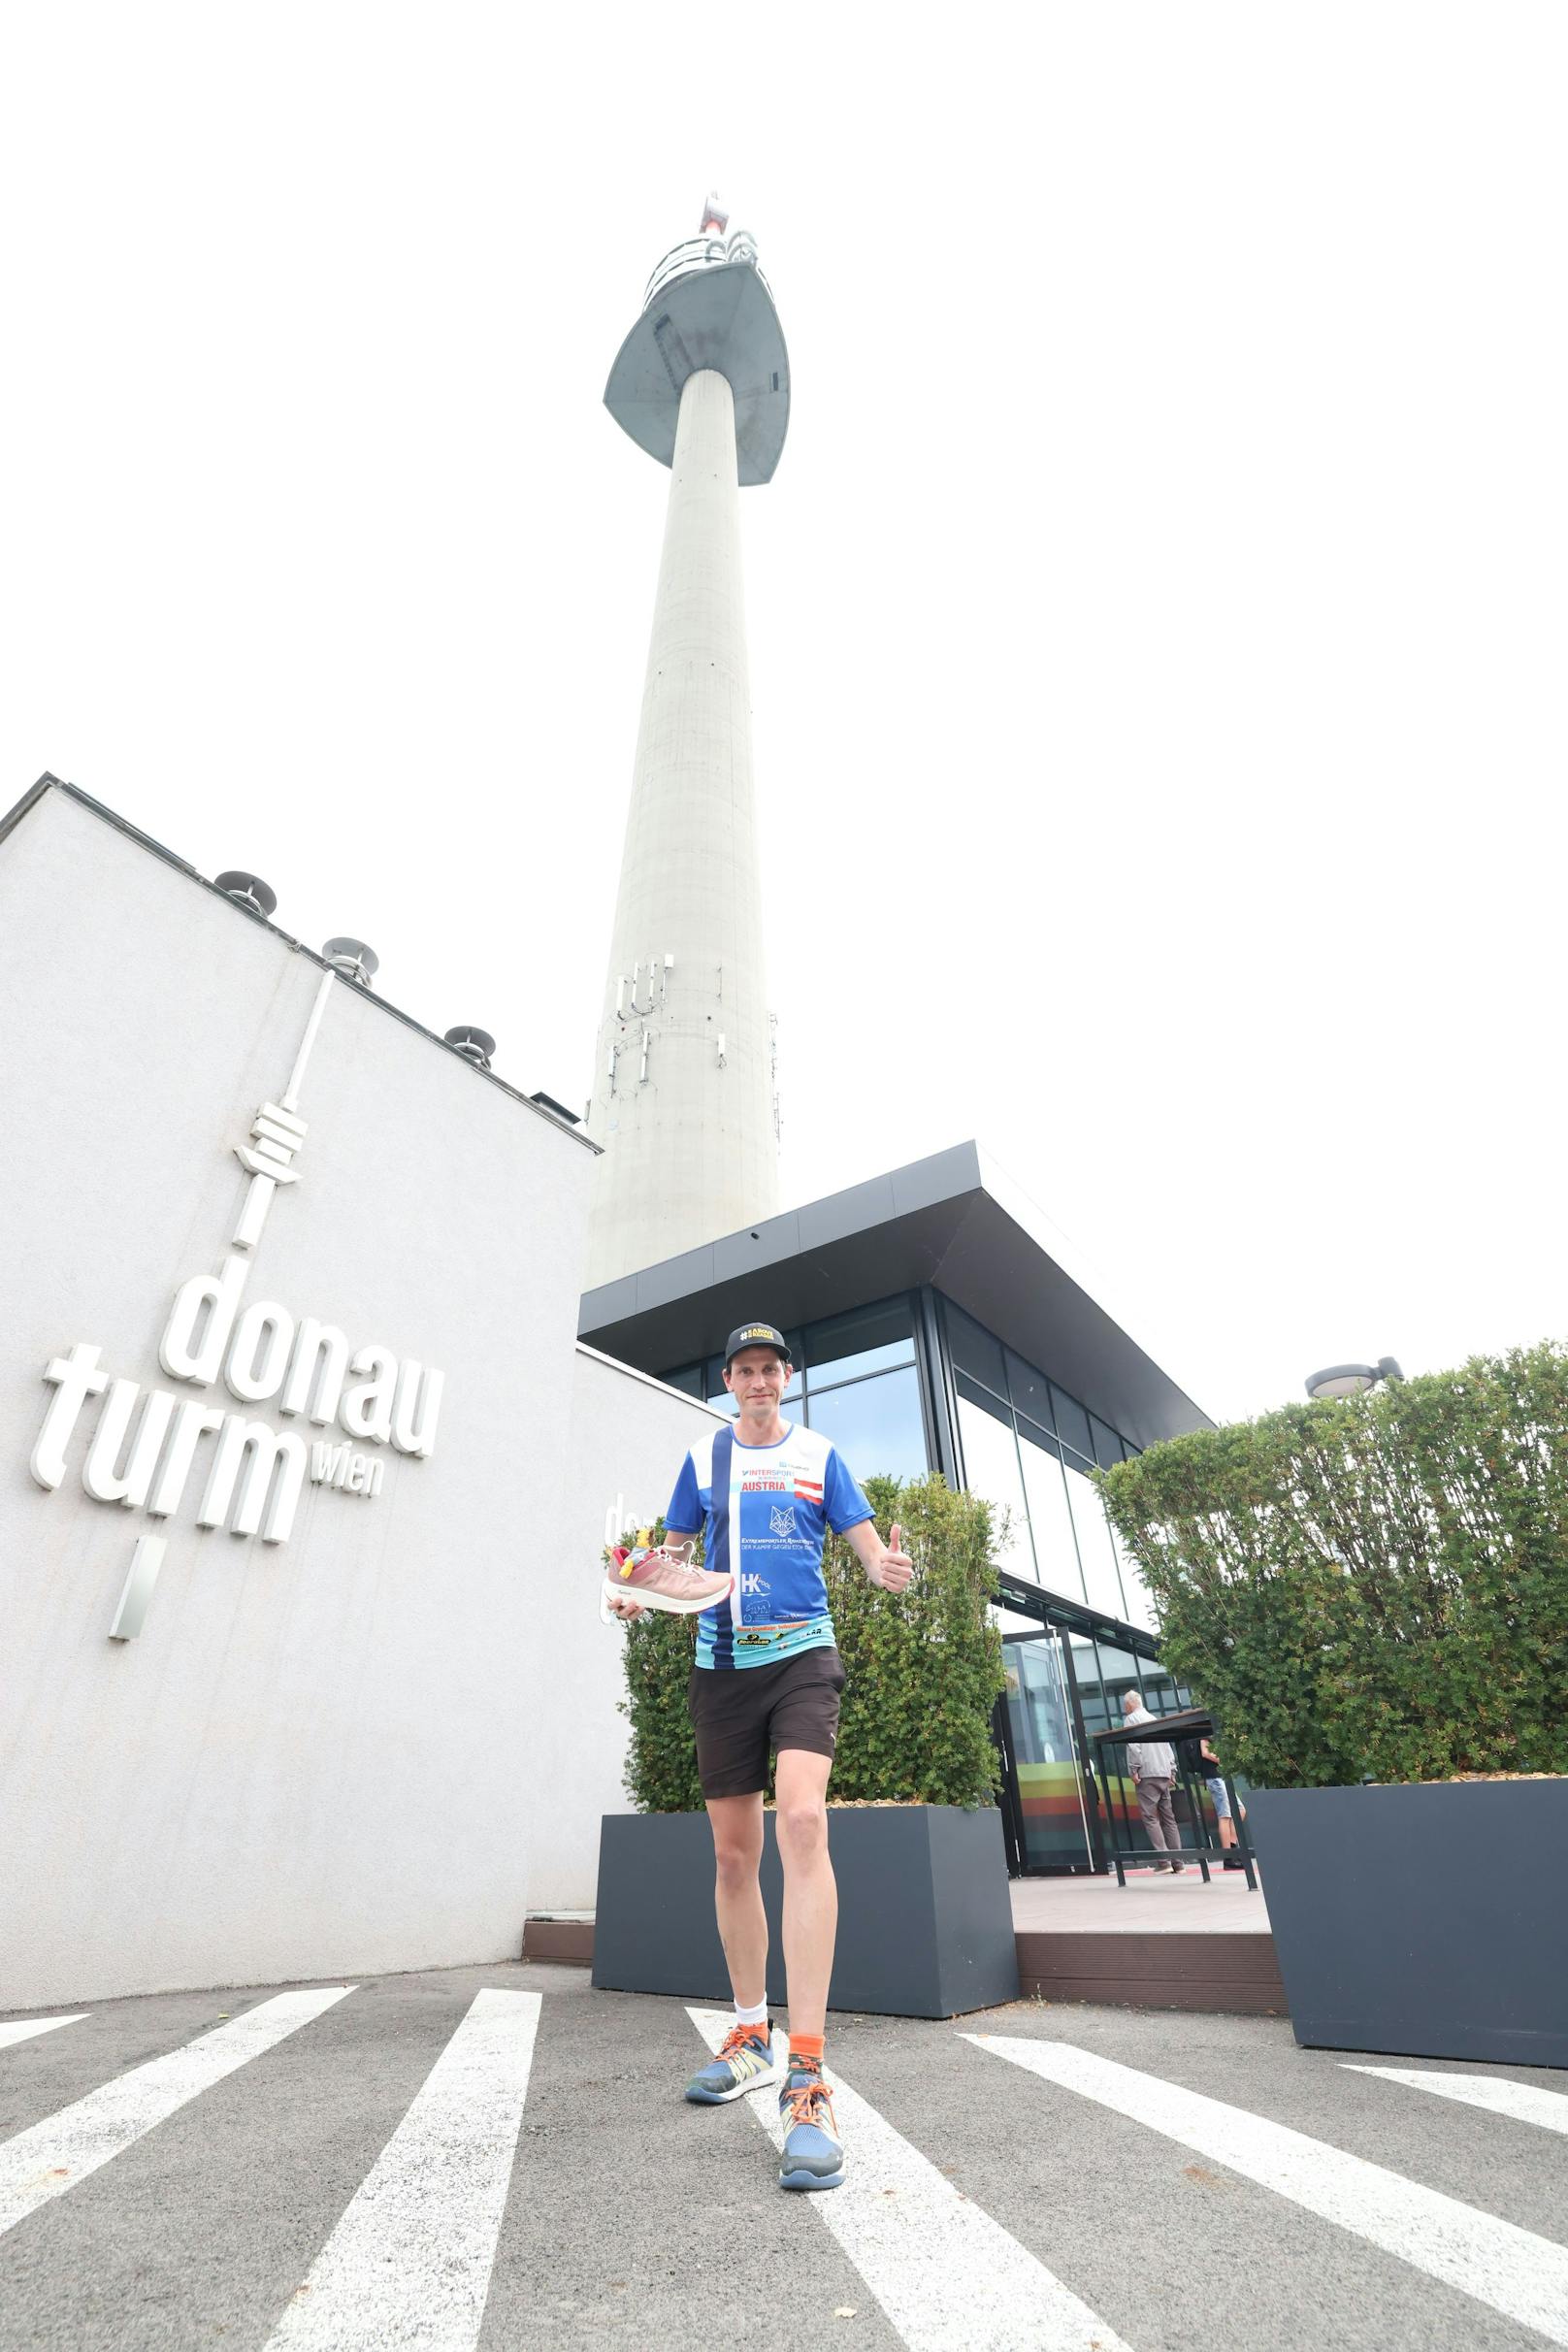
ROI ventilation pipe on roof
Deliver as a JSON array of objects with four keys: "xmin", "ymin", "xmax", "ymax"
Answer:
[
  {"xmin": 322, "ymin": 937, "xmax": 378, "ymax": 987},
  {"xmin": 214, "ymin": 871, "xmax": 278, "ymax": 919},
  {"xmin": 444, "ymin": 1026, "xmax": 496, "ymax": 1070}
]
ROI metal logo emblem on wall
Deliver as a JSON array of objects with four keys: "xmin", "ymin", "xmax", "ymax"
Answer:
[{"xmin": 27, "ymin": 967, "xmax": 444, "ymax": 1642}]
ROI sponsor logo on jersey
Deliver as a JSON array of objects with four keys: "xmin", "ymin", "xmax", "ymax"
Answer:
[
  {"xmin": 740, "ymin": 1571, "xmax": 770, "ymax": 1594},
  {"xmin": 768, "ymin": 1505, "xmax": 798, "ymax": 1539}
]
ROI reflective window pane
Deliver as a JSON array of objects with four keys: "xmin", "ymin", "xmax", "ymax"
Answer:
[
  {"xmin": 804, "ymin": 1297, "xmax": 915, "ymax": 1388},
  {"xmin": 1003, "ymin": 1635, "xmax": 1094, "ymax": 1870},
  {"xmin": 1066, "ymin": 1635, "xmax": 1116, "ymax": 1742},
  {"xmin": 944, "ymin": 1300, "xmax": 1008, "ymax": 1397},
  {"xmin": 1139, "ymin": 1658, "xmax": 1185, "ymax": 1716},
  {"xmin": 1090, "ymin": 1414, "xmax": 1124, "ymax": 1471},
  {"xmin": 1111, "ymin": 1526, "xmax": 1160, "ymax": 1633},
  {"xmin": 1017, "ymin": 1418, "xmax": 1085, "ymax": 1606},
  {"xmin": 954, "ymin": 1377, "xmax": 1036, "ymax": 1581},
  {"xmin": 1093, "ymin": 1641, "xmax": 1155, "ymax": 1723},
  {"xmin": 1005, "ymin": 1350, "xmax": 1054, "ymax": 1431},
  {"xmin": 804, "ymin": 1365, "xmax": 927, "ymax": 1485},
  {"xmin": 661, "ymin": 1362, "xmax": 704, "ymax": 1398},
  {"xmin": 1063, "ymin": 1461, "xmax": 1127, "ymax": 1620},
  {"xmin": 1050, "ymin": 1384, "xmax": 1094, "ymax": 1461}
]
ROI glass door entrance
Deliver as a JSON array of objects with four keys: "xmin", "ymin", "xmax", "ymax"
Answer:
[{"xmin": 1000, "ymin": 1631, "xmax": 1095, "ymax": 1873}]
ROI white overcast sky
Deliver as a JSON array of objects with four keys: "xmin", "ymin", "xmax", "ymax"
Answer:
[{"xmin": 5, "ymin": 5, "xmax": 1564, "ymax": 1426}]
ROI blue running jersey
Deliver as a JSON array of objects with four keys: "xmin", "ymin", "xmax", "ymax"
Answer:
[{"xmin": 666, "ymin": 1421, "xmax": 873, "ymax": 1671}]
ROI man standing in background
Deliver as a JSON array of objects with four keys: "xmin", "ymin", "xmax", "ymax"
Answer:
[{"xmin": 1122, "ymin": 1688, "xmax": 1186, "ymax": 1874}]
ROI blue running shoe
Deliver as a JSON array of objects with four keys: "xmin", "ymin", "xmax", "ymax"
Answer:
[
  {"xmin": 684, "ymin": 2022, "xmax": 782, "ymax": 2104},
  {"xmin": 777, "ymin": 2060, "xmax": 844, "ymax": 2190}
]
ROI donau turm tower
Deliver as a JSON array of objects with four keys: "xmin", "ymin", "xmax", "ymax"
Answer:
[{"xmin": 584, "ymin": 198, "xmax": 788, "ymax": 1289}]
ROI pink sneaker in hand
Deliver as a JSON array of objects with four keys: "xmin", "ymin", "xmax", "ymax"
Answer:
[{"xmin": 604, "ymin": 1545, "xmax": 733, "ymax": 1617}]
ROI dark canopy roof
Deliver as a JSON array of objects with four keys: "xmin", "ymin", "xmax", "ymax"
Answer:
[{"xmin": 579, "ymin": 1140, "xmax": 1211, "ymax": 1453}]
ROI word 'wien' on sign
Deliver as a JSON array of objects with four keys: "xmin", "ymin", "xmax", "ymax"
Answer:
[{"xmin": 29, "ymin": 1249, "xmax": 443, "ymax": 1549}]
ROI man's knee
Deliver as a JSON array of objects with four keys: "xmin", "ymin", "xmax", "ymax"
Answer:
[
  {"xmin": 776, "ymin": 1795, "xmax": 828, "ymax": 1862},
  {"xmin": 711, "ymin": 1820, "xmax": 763, "ymax": 1885}
]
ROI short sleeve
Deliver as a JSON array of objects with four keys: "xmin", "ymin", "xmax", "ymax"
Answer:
[
  {"xmin": 823, "ymin": 1446, "xmax": 873, "ymax": 1534},
  {"xmin": 666, "ymin": 1450, "xmax": 702, "ymax": 1535}
]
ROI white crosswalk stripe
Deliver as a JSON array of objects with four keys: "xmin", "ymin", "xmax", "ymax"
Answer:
[
  {"xmin": 0, "ymin": 1986, "xmax": 352, "ymax": 2239},
  {"xmin": 0, "ymin": 2015, "xmax": 86, "ymax": 2052},
  {"xmin": 1346, "ymin": 2063, "xmax": 1568, "ymax": 2137},
  {"xmin": 687, "ymin": 2009, "xmax": 1132, "ymax": 2352},
  {"xmin": 263, "ymin": 1987, "xmax": 541, "ymax": 2352},
  {"xmin": 966, "ymin": 2034, "xmax": 1568, "ymax": 2349}
]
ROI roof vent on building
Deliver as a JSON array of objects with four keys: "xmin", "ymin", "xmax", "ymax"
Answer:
[
  {"xmin": 214, "ymin": 870, "xmax": 278, "ymax": 920},
  {"xmin": 530, "ymin": 1090, "xmax": 581, "ymax": 1125},
  {"xmin": 322, "ymin": 937, "xmax": 379, "ymax": 987},
  {"xmin": 444, "ymin": 1026, "xmax": 496, "ymax": 1070}
]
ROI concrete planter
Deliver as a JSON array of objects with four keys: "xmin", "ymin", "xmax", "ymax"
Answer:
[
  {"xmin": 592, "ymin": 1804, "xmax": 1020, "ymax": 2019},
  {"xmin": 1248, "ymin": 1780, "xmax": 1568, "ymax": 2067}
]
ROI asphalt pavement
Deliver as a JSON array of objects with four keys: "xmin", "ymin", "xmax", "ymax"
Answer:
[{"xmin": 2, "ymin": 1957, "xmax": 1566, "ymax": 2351}]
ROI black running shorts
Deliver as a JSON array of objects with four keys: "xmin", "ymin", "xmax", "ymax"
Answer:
[{"xmin": 688, "ymin": 1646, "xmax": 846, "ymax": 1799}]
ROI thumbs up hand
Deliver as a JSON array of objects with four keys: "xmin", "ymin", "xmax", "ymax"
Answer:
[{"xmin": 869, "ymin": 1521, "xmax": 915, "ymax": 1595}]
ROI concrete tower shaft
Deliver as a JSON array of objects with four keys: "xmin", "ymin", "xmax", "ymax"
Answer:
[
  {"xmin": 585, "ymin": 370, "xmax": 778, "ymax": 1286},
  {"xmin": 585, "ymin": 215, "xmax": 790, "ymax": 1290}
]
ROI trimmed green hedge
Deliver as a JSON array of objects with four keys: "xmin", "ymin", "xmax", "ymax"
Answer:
[
  {"xmin": 1096, "ymin": 1342, "xmax": 1568, "ymax": 1788},
  {"xmin": 616, "ymin": 1473, "xmax": 1006, "ymax": 1813}
]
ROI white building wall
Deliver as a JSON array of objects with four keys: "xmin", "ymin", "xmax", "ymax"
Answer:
[
  {"xmin": 0, "ymin": 785, "xmax": 716, "ymax": 2007},
  {"xmin": 584, "ymin": 367, "xmax": 780, "ymax": 1287}
]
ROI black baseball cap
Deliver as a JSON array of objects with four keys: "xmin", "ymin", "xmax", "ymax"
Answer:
[{"xmin": 723, "ymin": 1322, "xmax": 792, "ymax": 1370}]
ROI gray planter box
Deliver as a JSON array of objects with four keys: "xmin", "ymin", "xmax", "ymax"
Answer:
[
  {"xmin": 1249, "ymin": 1780, "xmax": 1568, "ymax": 2067},
  {"xmin": 592, "ymin": 1804, "xmax": 1019, "ymax": 2019}
]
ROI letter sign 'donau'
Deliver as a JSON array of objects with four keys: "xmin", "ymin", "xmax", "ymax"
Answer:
[{"xmin": 26, "ymin": 966, "xmax": 444, "ymax": 1634}]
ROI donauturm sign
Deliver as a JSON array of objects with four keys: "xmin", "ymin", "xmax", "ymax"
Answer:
[{"xmin": 25, "ymin": 965, "xmax": 443, "ymax": 1639}]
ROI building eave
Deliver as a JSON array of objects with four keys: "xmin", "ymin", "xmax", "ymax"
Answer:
[{"xmin": 579, "ymin": 1140, "xmax": 1213, "ymax": 1452}]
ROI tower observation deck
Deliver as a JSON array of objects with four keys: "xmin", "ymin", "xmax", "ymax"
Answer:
[{"xmin": 584, "ymin": 201, "xmax": 790, "ymax": 1290}]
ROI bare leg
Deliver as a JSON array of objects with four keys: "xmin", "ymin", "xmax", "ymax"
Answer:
[
  {"xmin": 773, "ymin": 1748, "xmax": 836, "ymax": 2041},
  {"xmin": 706, "ymin": 1792, "xmax": 768, "ymax": 2009}
]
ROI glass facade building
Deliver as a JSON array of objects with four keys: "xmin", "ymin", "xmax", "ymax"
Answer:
[{"xmin": 583, "ymin": 1141, "xmax": 1214, "ymax": 1882}]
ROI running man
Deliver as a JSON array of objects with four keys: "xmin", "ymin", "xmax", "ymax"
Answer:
[{"xmin": 606, "ymin": 1320, "xmax": 913, "ymax": 2191}]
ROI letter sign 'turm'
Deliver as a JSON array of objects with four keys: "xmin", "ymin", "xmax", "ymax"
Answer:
[{"xmin": 26, "ymin": 965, "xmax": 443, "ymax": 1638}]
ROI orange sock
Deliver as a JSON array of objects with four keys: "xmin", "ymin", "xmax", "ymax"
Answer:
[{"xmin": 788, "ymin": 2033, "xmax": 825, "ymax": 2068}]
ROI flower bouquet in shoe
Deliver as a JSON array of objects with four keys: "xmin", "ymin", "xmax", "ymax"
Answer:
[{"xmin": 601, "ymin": 1527, "xmax": 734, "ymax": 1621}]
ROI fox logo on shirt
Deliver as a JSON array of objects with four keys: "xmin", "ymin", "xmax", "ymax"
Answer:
[{"xmin": 768, "ymin": 1505, "xmax": 798, "ymax": 1539}]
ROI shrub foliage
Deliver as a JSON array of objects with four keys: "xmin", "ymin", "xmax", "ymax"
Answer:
[
  {"xmin": 617, "ymin": 1473, "xmax": 1006, "ymax": 1813},
  {"xmin": 1096, "ymin": 1342, "xmax": 1568, "ymax": 1788}
]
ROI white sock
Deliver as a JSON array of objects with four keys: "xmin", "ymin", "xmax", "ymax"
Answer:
[{"xmin": 734, "ymin": 1998, "xmax": 768, "ymax": 2029}]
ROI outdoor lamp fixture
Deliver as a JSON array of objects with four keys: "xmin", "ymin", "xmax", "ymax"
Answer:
[{"xmin": 1304, "ymin": 1357, "xmax": 1405, "ymax": 1401}]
